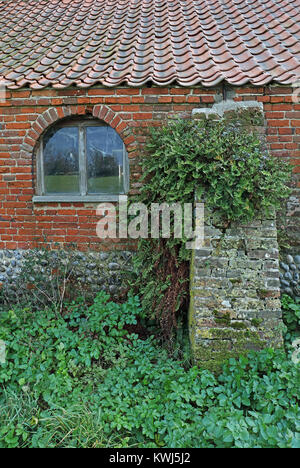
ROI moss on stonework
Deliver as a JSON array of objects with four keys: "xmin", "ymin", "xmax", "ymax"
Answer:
[
  {"xmin": 231, "ymin": 322, "xmax": 248, "ymax": 330},
  {"xmin": 190, "ymin": 295, "xmax": 273, "ymax": 372},
  {"xmin": 230, "ymin": 278, "xmax": 242, "ymax": 284},
  {"xmin": 223, "ymin": 108, "xmax": 264, "ymax": 127},
  {"xmin": 213, "ymin": 310, "xmax": 231, "ymax": 325},
  {"xmin": 257, "ymin": 289, "xmax": 271, "ymax": 299},
  {"xmin": 212, "ymin": 311, "xmax": 248, "ymax": 330},
  {"xmin": 188, "ymin": 248, "xmax": 197, "ymax": 353},
  {"xmin": 195, "ymin": 348, "xmax": 246, "ymax": 374},
  {"xmin": 192, "ymin": 327, "xmax": 266, "ymax": 374},
  {"xmin": 251, "ymin": 318, "xmax": 263, "ymax": 327}
]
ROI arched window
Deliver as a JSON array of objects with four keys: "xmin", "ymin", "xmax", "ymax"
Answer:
[{"xmin": 34, "ymin": 118, "xmax": 129, "ymax": 201}]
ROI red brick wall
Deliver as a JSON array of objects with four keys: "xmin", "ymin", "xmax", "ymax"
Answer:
[
  {"xmin": 234, "ymin": 86, "xmax": 300, "ymax": 249},
  {"xmin": 0, "ymin": 84, "xmax": 299, "ymax": 251}
]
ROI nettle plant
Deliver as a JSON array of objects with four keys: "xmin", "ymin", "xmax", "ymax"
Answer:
[{"xmin": 134, "ymin": 118, "xmax": 292, "ymax": 340}]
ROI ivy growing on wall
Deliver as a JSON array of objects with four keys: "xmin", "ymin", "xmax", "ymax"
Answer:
[{"xmin": 133, "ymin": 118, "xmax": 292, "ymax": 341}]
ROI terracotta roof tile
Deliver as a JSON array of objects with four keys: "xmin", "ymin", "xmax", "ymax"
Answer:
[{"xmin": 0, "ymin": 0, "xmax": 299, "ymax": 89}]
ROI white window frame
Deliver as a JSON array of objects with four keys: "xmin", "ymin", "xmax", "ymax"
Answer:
[{"xmin": 33, "ymin": 119, "xmax": 129, "ymax": 202}]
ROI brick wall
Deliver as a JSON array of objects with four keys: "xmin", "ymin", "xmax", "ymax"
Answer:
[
  {"xmin": 234, "ymin": 85, "xmax": 300, "ymax": 250},
  {"xmin": 0, "ymin": 84, "xmax": 299, "ymax": 251}
]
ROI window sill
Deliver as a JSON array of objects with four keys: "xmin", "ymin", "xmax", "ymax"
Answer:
[{"xmin": 32, "ymin": 194, "xmax": 123, "ymax": 203}]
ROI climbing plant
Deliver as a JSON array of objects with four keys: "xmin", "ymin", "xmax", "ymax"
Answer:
[{"xmin": 133, "ymin": 118, "xmax": 292, "ymax": 341}]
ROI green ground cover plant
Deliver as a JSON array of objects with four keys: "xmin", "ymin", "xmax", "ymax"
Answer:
[
  {"xmin": 281, "ymin": 294, "xmax": 300, "ymax": 353},
  {"xmin": 0, "ymin": 293, "xmax": 299, "ymax": 448}
]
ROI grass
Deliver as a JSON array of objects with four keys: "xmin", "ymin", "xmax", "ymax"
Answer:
[
  {"xmin": 45, "ymin": 175, "xmax": 123, "ymax": 194},
  {"xmin": 0, "ymin": 389, "xmax": 129, "ymax": 448}
]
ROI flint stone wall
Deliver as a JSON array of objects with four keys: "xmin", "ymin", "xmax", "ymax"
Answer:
[
  {"xmin": 280, "ymin": 253, "xmax": 300, "ymax": 300},
  {"xmin": 0, "ymin": 249, "xmax": 133, "ymax": 302}
]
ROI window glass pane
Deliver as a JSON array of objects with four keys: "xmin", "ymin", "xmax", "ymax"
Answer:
[
  {"xmin": 43, "ymin": 127, "xmax": 79, "ymax": 194},
  {"xmin": 86, "ymin": 126, "xmax": 125, "ymax": 194}
]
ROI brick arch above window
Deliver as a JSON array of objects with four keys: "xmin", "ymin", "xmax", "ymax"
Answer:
[{"xmin": 20, "ymin": 104, "xmax": 134, "ymax": 160}]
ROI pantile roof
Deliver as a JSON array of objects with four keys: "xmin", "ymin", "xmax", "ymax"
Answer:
[{"xmin": 0, "ymin": 0, "xmax": 299, "ymax": 89}]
